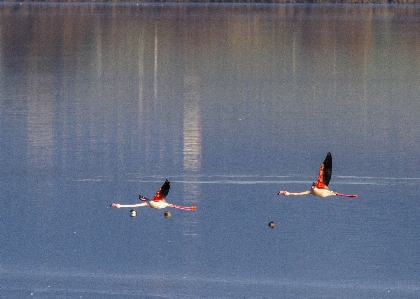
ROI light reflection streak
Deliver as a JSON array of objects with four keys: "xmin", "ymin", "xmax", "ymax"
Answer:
[
  {"xmin": 26, "ymin": 81, "xmax": 54, "ymax": 171},
  {"xmin": 138, "ymin": 28, "xmax": 144, "ymax": 116},
  {"xmin": 153, "ymin": 24, "xmax": 158, "ymax": 100},
  {"xmin": 183, "ymin": 104, "xmax": 201, "ymax": 173},
  {"xmin": 182, "ymin": 75, "xmax": 202, "ymax": 240},
  {"xmin": 183, "ymin": 75, "xmax": 202, "ymax": 174}
]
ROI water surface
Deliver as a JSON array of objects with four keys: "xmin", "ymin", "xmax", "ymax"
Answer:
[{"xmin": 1, "ymin": 3, "xmax": 419, "ymax": 298}]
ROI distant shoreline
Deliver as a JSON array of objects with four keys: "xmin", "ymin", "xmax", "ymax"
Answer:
[{"xmin": 7, "ymin": 0, "xmax": 420, "ymax": 4}]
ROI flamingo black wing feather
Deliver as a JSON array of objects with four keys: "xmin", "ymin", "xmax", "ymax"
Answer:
[
  {"xmin": 159, "ymin": 180, "xmax": 170, "ymax": 199},
  {"xmin": 315, "ymin": 152, "xmax": 332, "ymax": 189},
  {"xmin": 323, "ymin": 152, "xmax": 332, "ymax": 186},
  {"xmin": 152, "ymin": 179, "xmax": 170, "ymax": 201}
]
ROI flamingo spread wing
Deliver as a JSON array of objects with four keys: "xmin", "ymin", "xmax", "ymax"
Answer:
[
  {"xmin": 315, "ymin": 152, "xmax": 332, "ymax": 189},
  {"xmin": 112, "ymin": 179, "xmax": 198, "ymax": 211},
  {"xmin": 152, "ymin": 180, "xmax": 170, "ymax": 202}
]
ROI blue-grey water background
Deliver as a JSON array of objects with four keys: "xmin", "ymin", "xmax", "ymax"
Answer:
[{"xmin": 1, "ymin": 3, "xmax": 420, "ymax": 298}]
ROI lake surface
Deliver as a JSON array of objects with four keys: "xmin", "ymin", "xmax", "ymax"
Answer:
[{"xmin": 1, "ymin": 3, "xmax": 419, "ymax": 299}]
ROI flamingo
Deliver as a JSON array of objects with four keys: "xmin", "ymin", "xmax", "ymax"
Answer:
[
  {"xmin": 278, "ymin": 152, "xmax": 358, "ymax": 198},
  {"xmin": 110, "ymin": 180, "xmax": 197, "ymax": 211}
]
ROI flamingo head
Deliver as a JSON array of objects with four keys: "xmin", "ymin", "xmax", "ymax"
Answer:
[{"xmin": 139, "ymin": 195, "xmax": 149, "ymax": 201}]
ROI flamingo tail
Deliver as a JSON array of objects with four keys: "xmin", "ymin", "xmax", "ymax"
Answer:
[
  {"xmin": 170, "ymin": 204, "xmax": 197, "ymax": 211},
  {"xmin": 335, "ymin": 193, "xmax": 358, "ymax": 198}
]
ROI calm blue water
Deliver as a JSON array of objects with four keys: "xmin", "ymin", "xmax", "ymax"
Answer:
[{"xmin": 1, "ymin": 3, "xmax": 420, "ymax": 299}]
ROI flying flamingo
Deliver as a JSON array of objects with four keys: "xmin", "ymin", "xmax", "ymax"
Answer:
[
  {"xmin": 278, "ymin": 152, "xmax": 358, "ymax": 198},
  {"xmin": 110, "ymin": 180, "xmax": 197, "ymax": 211}
]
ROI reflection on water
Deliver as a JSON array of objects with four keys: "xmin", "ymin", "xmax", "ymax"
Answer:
[
  {"xmin": 1, "ymin": 3, "xmax": 420, "ymax": 299},
  {"xmin": 1, "ymin": 3, "xmax": 419, "ymax": 176},
  {"xmin": 182, "ymin": 75, "xmax": 202, "ymax": 238},
  {"xmin": 183, "ymin": 75, "xmax": 202, "ymax": 173}
]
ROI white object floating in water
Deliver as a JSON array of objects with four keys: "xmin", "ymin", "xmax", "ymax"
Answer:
[{"xmin": 130, "ymin": 210, "xmax": 137, "ymax": 217}]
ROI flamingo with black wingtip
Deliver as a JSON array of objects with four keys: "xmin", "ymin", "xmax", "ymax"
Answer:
[
  {"xmin": 278, "ymin": 152, "xmax": 358, "ymax": 198},
  {"xmin": 110, "ymin": 180, "xmax": 197, "ymax": 211}
]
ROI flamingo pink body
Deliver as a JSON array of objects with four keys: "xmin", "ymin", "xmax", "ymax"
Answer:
[
  {"xmin": 278, "ymin": 152, "xmax": 358, "ymax": 198},
  {"xmin": 110, "ymin": 180, "xmax": 197, "ymax": 211}
]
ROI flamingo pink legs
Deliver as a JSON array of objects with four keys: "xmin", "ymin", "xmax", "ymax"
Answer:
[
  {"xmin": 169, "ymin": 204, "xmax": 197, "ymax": 211},
  {"xmin": 335, "ymin": 193, "xmax": 358, "ymax": 198}
]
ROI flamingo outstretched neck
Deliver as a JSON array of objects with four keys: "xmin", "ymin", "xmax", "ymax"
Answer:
[
  {"xmin": 278, "ymin": 152, "xmax": 357, "ymax": 198},
  {"xmin": 110, "ymin": 202, "xmax": 148, "ymax": 208},
  {"xmin": 110, "ymin": 180, "xmax": 197, "ymax": 211}
]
